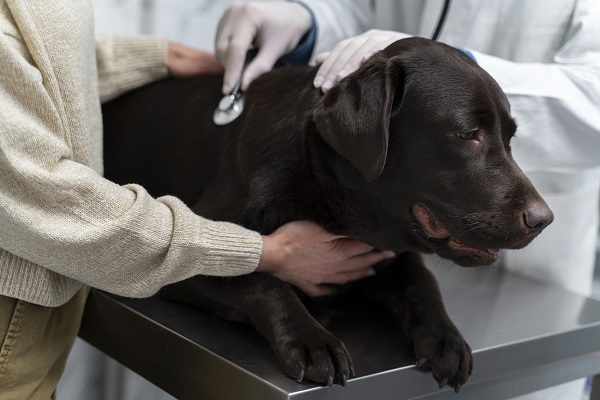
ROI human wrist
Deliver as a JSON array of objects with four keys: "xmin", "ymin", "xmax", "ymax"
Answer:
[
  {"xmin": 257, "ymin": 234, "xmax": 284, "ymax": 273},
  {"xmin": 279, "ymin": 1, "xmax": 317, "ymax": 65}
]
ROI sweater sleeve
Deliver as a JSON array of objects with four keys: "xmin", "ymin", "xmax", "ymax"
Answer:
[
  {"xmin": 0, "ymin": 33, "xmax": 262, "ymax": 299},
  {"xmin": 96, "ymin": 34, "xmax": 170, "ymax": 103}
]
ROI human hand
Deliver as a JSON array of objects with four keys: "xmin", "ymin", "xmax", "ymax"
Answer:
[
  {"xmin": 215, "ymin": 1, "xmax": 312, "ymax": 94},
  {"xmin": 314, "ymin": 29, "xmax": 411, "ymax": 92},
  {"xmin": 257, "ymin": 220, "xmax": 396, "ymax": 297},
  {"xmin": 167, "ymin": 42, "xmax": 223, "ymax": 78}
]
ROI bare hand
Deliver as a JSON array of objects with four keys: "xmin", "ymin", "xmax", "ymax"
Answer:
[
  {"xmin": 258, "ymin": 220, "xmax": 395, "ymax": 297},
  {"xmin": 314, "ymin": 30, "xmax": 411, "ymax": 92},
  {"xmin": 167, "ymin": 42, "xmax": 224, "ymax": 78}
]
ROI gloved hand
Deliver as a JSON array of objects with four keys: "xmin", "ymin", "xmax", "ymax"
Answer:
[
  {"xmin": 314, "ymin": 29, "xmax": 411, "ymax": 92},
  {"xmin": 215, "ymin": 1, "xmax": 312, "ymax": 94}
]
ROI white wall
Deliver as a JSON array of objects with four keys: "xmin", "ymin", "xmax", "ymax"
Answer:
[{"xmin": 92, "ymin": 0, "xmax": 267, "ymax": 50}]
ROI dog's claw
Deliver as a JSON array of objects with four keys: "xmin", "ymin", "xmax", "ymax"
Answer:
[
  {"xmin": 454, "ymin": 384, "xmax": 462, "ymax": 393},
  {"xmin": 350, "ymin": 365, "xmax": 356, "ymax": 377},
  {"xmin": 296, "ymin": 369, "xmax": 305, "ymax": 383},
  {"xmin": 342, "ymin": 373, "xmax": 348, "ymax": 387},
  {"xmin": 327, "ymin": 375, "xmax": 334, "ymax": 387},
  {"xmin": 438, "ymin": 378, "xmax": 448, "ymax": 389},
  {"xmin": 416, "ymin": 358, "xmax": 427, "ymax": 368}
]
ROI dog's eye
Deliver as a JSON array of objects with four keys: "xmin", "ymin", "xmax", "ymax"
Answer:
[{"xmin": 456, "ymin": 130, "xmax": 478, "ymax": 140}]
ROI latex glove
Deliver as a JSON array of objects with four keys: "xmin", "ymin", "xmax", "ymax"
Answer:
[
  {"xmin": 167, "ymin": 42, "xmax": 223, "ymax": 77},
  {"xmin": 258, "ymin": 220, "xmax": 396, "ymax": 297},
  {"xmin": 215, "ymin": 1, "xmax": 312, "ymax": 94},
  {"xmin": 314, "ymin": 29, "xmax": 411, "ymax": 92}
]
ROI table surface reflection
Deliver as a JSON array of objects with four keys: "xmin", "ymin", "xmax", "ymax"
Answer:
[{"xmin": 80, "ymin": 257, "xmax": 600, "ymax": 400}]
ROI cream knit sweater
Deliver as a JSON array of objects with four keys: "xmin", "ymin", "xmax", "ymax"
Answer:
[{"xmin": 0, "ymin": 0, "xmax": 263, "ymax": 307}]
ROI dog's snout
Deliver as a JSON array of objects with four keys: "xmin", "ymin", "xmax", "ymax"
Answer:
[{"xmin": 523, "ymin": 203, "xmax": 554, "ymax": 233}]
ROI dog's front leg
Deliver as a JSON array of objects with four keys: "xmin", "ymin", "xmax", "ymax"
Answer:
[
  {"xmin": 360, "ymin": 252, "xmax": 473, "ymax": 392},
  {"xmin": 159, "ymin": 273, "xmax": 354, "ymax": 386}
]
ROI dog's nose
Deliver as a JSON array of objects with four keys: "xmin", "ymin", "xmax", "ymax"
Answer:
[{"xmin": 523, "ymin": 204, "xmax": 554, "ymax": 233}]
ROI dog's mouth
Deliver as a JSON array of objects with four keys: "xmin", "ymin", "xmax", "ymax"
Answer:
[{"xmin": 412, "ymin": 203, "xmax": 502, "ymax": 265}]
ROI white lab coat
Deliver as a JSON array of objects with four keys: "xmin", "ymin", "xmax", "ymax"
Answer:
[{"xmin": 302, "ymin": 1, "xmax": 600, "ymax": 398}]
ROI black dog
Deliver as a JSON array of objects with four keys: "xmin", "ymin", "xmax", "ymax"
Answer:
[{"xmin": 102, "ymin": 38, "xmax": 553, "ymax": 392}]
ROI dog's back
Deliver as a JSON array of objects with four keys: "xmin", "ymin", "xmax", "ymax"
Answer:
[{"xmin": 103, "ymin": 73, "xmax": 240, "ymax": 206}]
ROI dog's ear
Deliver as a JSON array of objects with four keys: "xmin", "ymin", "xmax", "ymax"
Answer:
[{"xmin": 313, "ymin": 53, "xmax": 404, "ymax": 182}]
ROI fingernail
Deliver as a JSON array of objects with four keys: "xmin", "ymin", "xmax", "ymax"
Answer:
[
  {"xmin": 313, "ymin": 76, "xmax": 323, "ymax": 88},
  {"xmin": 367, "ymin": 269, "xmax": 376, "ymax": 276},
  {"xmin": 385, "ymin": 251, "xmax": 396, "ymax": 259},
  {"xmin": 321, "ymin": 79, "xmax": 333, "ymax": 91}
]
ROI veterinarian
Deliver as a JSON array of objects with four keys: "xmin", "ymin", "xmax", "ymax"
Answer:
[
  {"xmin": 0, "ymin": 1, "xmax": 398, "ymax": 398},
  {"xmin": 217, "ymin": 0, "xmax": 600, "ymax": 399}
]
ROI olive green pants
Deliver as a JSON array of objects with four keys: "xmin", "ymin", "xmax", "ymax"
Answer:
[{"xmin": 0, "ymin": 287, "xmax": 89, "ymax": 400}]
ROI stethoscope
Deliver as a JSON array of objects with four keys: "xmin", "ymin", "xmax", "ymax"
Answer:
[
  {"xmin": 213, "ymin": 0, "xmax": 451, "ymax": 126},
  {"xmin": 213, "ymin": 47, "xmax": 258, "ymax": 126}
]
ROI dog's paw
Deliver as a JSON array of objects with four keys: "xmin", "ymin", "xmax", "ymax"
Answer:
[
  {"xmin": 272, "ymin": 326, "xmax": 355, "ymax": 386},
  {"xmin": 412, "ymin": 322, "xmax": 473, "ymax": 392}
]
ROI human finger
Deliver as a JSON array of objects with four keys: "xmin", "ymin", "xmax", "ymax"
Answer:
[
  {"xmin": 214, "ymin": 5, "xmax": 239, "ymax": 63},
  {"xmin": 325, "ymin": 251, "xmax": 396, "ymax": 285},
  {"xmin": 297, "ymin": 283, "xmax": 333, "ymax": 297},
  {"xmin": 322, "ymin": 267, "xmax": 376, "ymax": 285},
  {"xmin": 330, "ymin": 238, "xmax": 375, "ymax": 258},
  {"xmin": 218, "ymin": 20, "xmax": 256, "ymax": 94},
  {"xmin": 334, "ymin": 36, "xmax": 397, "ymax": 82},
  {"xmin": 314, "ymin": 38, "xmax": 364, "ymax": 90}
]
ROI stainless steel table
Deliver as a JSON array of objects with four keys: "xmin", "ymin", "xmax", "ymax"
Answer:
[{"xmin": 79, "ymin": 259, "xmax": 600, "ymax": 400}]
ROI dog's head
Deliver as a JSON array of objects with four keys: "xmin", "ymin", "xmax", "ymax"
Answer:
[{"xmin": 313, "ymin": 37, "xmax": 553, "ymax": 266}]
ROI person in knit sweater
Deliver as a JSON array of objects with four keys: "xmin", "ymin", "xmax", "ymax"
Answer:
[{"xmin": 0, "ymin": 1, "xmax": 395, "ymax": 398}]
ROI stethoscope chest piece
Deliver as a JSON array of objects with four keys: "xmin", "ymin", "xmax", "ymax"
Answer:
[
  {"xmin": 213, "ymin": 47, "xmax": 257, "ymax": 126},
  {"xmin": 213, "ymin": 93, "xmax": 245, "ymax": 125}
]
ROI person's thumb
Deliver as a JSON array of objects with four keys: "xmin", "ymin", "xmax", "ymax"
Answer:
[{"xmin": 222, "ymin": 62, "xmax": 244, "ymax": 94}]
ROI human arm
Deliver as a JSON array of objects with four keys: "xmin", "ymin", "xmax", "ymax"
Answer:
[
  {"xmin": 1, "ymin": 29, "xmax": 387, "ymax": 300},
  {"xmin": 0, "ymin": 24, "xmax": 257, "ymax": 299},
  {"xmin": 96, "ymin": 35, "xmax": 169, "ymax": 102},
  {"xmin": 96, "ymin": 35, "xmax": 224, "ymax": 102},
  {"xmin": 0, "ymin": 78, "xmax": 387, "ymax": 300}
]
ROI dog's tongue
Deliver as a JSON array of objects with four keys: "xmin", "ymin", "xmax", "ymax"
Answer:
[{"xmin": 412, "ymin": 203, "xmax": 450, "ymax": 239}]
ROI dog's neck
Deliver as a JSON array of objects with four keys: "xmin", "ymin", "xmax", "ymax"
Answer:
[{"xmin": 240, "ymin": 67, "xmax": 414, "ymax": 251}]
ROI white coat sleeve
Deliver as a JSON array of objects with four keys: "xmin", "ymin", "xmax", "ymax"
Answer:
[
  {"xmin": 471, "ymin": 1, "xmax": 600, "ymax": 172},
  {"xmin": 299, "ymin": 0, "xmax": 373, "ymax": 59}
]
